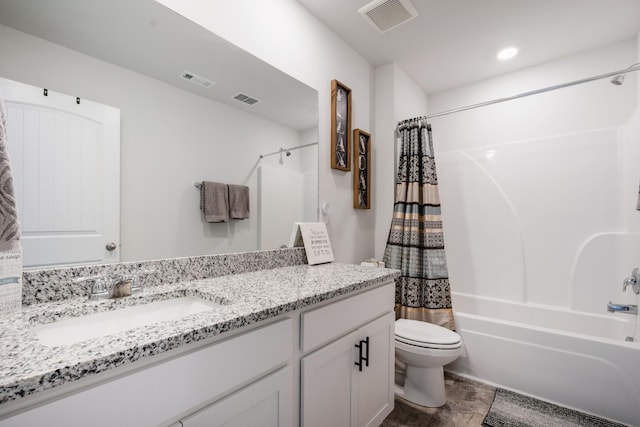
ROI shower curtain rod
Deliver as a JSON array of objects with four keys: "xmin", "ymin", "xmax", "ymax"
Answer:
[
  {"xmin": 424, "ymin": 63, "xmax": 640, "ymax": 120},
  {"xmin": 259, "ymin": 142, "xmax": 318, "ymax": 159}
]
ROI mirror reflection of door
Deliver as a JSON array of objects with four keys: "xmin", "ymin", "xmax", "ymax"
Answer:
[{"xmin": 0, "ymin": 77, "xmax": 120, "ymax": 268}]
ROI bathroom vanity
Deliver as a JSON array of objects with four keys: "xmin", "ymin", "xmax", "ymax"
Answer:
[{"xmin": 0, "ymin": 251, "xmax": 399, "ymax": 426}]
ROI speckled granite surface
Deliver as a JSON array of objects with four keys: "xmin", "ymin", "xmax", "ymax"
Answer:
[
  {"xmin": 0, "ymin": 254, "xmax": 399, "ymax": 407},
  {"xmin": 21, "ymin": 248, "xmax": 309, "ymax": 305}
]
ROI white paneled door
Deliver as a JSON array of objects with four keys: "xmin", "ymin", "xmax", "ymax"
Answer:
[{"xmin": 0, "ymin": 78, "xmax": 120, "ymax": 268}]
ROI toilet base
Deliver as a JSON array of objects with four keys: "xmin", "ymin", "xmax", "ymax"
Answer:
[{"xmin": 395, "ymin": 365, "xmax": 446, "ymax": 407}]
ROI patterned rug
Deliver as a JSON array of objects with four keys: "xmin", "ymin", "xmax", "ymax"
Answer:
[{"xmin": 483, "ymin": 388, "xmax": 627, "ymax": 427}]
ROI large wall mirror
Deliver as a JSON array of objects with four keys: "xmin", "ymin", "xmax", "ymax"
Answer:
[{"xmin": 0, "ymin": 0, "xmax": 318, "ymax": 268}]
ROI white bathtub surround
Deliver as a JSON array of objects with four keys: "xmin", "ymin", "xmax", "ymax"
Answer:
[
  {"xmin": 448, "ymin": 293, "xmax": 639, "ymax": 425},
  {"xmin": 435, "ymin": 125, "xmax": 640, "ymax": 424},
  {"xmin": 428, "ymin": 39, "xmax": 640, "ymax": 426}
]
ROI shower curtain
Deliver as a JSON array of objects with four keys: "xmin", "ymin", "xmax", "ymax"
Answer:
[{"xmin": 382, "ymin": 117, "xmax": 455, "ymax": 330}]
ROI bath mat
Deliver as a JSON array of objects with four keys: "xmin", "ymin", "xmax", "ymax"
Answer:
[{"xmin": 482, "ymin": 388, "xmax": 627, "ymax": 427}]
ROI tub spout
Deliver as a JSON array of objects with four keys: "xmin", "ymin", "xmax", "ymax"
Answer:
[{"xmin": 607, "ymin": 301, "xmax": 638, "ymax": 315}]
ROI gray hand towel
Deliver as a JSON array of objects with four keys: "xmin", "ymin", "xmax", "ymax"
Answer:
[
  {"xmin": 200, "ymin": 181, "xmax": 229, "ymax": 223},
  {"xmin": 228, "ymin": 184, "xmax": 250, "ymax": 219},
  {"xmin": 0, "ymin": 98, "xmax": 20, "ymax": 250}
]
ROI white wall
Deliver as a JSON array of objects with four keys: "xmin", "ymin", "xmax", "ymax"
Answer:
[
  {"xmin": 258, "ymin": 166, "xmax": 303, "ymax": 249},
  {"xmin": 373, "ymin": 63, "xmax": 429, "ymax": 260},
  {"xmin": 429, "ymin": 39, "xmax": 637, "ymax": 148},
  {"xmin": 156, "ymin": 0, "xmax": 375, "ymax": 264},
  {"xmin": 428, "ymin": 38, "xmax": 639, "ymax": 313},
  {"xmin": 0, "ymin": 24, "xmax": 305, "ymax": 262}
]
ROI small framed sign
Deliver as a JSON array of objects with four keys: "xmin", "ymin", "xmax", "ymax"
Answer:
[
  {"xmin": 289, "ymin": 222, "xmax": 334, "ymax": 265},
  {"xmin": 0, "ymin": 245, "xmax": 22, "ymax": 315},
  {"xmin": 330, "ymin": 79, "xmax": 351, "ymax": 171},
  {"xmin": 353, "ymin": 129, "xmax": 371, "ymax": 209}
]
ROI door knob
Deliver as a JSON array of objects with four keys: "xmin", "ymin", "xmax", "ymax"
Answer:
[{"xmin": 105, "ymin": 242, "xmax": 117, "ymax": 251}]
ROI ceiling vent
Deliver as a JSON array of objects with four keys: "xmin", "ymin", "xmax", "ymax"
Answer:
[
  {"xmin": 359, "ymin": 0, "xmax": 418, "ymax": 33},
  {"xmin": 233, "ymin": 93, "xmax": 260, "ymax": 106},
  {"xmin": 179, "ymin": 71, "xmax": 215, "ymax": 88}
]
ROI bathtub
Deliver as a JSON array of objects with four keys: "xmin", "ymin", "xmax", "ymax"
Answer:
[{"xmin": 447, "ymin": 292, "xmax": 640, "ymax": 426}]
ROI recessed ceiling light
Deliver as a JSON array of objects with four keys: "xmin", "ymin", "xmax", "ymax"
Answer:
[{"xmin": 497, "ymin": 46, "xmax": 518, "ymax": 61}]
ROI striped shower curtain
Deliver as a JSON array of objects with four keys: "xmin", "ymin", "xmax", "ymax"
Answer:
[{"xmin": 382, "ymin": 117, "xmax": 455, "ymax": 330}]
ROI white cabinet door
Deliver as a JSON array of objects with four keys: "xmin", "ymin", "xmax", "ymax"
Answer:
[
  {"xmin": 181, "ymin": 367, "xmax": 293, "ymax": 427},
  {"xmin": 301, "ymin": 330, "xmax": 359, "ymax": 427},
  {"xmin": 301, "ymin": 311, "xmax": 395, "ymax": 427},
  {"xmin": 0, "ymin": 77, "xmax": 120, "ymax": 268},
  {"xmin": 356, "ymin": 312, "xmax": 395, "ymax": 427}
]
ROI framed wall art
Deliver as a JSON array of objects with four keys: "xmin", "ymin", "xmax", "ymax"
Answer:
[
  {"xmin": 330, "ymin": 79, "xmax": 351, "ymax": 171},
  {"xmin": 353, "ymin": 129, "xmax": 371, "ymax": 209}
]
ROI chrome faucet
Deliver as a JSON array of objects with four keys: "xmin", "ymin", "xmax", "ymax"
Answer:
[
  {"xmin": 607, "ymin": 301, "xmax": 638, "ymax": 315},
  {"xmin": 109, "ymin": 277, "xmax": 134, "ymax": 298},
  {"xmin": 75, "ymin": 269, "xmax": 154, "ymax": 300},
  {"xmin": 622, "ymin": 267, "xmax": 640, "ymax": 295},
  {"xmin": 606, "ymin": 268, "xmax": 640, "ymax": 315}
]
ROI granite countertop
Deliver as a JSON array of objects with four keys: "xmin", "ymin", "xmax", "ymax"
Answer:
[{"xmin": 0, "ymin": 263, "xmax": 399, "ymax": 407}]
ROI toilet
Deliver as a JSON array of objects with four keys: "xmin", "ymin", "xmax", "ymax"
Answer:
[{"xmin": 394, "ymin": 318, "xmax": 463, "ymax": 407}]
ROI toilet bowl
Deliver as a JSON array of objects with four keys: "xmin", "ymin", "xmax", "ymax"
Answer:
[{"xmin": 394, "ymin": 318, "xmax": 463, "ymax": 407}]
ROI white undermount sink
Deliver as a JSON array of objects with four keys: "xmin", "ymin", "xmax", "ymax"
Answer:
[{"xmin": 33, "ymin": 297, "xmax": 222, "ymax": 347}]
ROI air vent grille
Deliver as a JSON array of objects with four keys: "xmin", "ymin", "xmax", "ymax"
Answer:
[
  {"xmin": 233, "ymin": 93, "xmax": 260, "ymax": 106},
  {"xmin": 359, "ymin": 0, "xmax": 418, "ymax": 33},
  {"xmin": 179, "ymin": 71, "xmax": 215, "ymax": 88}
]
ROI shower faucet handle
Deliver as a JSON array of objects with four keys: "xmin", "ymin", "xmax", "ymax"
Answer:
[{"xmin": 622, "ymin": 267, "xmax": 640, "ymax": 295}]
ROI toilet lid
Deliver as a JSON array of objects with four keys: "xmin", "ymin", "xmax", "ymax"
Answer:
[{"xmin": 395, "ymin": 319, "xmax": 461, "ymax": 346}]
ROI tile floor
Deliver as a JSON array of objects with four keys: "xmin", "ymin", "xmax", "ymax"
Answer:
[{"xmin": 381, "ymin": 372, "xmax": 496, "ymax": 427}]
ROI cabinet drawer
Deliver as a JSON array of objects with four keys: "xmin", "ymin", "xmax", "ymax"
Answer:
[
  {"xmin": 301, "ymin": 282, "xmax": 394, "ymax": 352},
  {"xmin": 0, "ymin": 318, "xmax": 293, "ymax": 427}
]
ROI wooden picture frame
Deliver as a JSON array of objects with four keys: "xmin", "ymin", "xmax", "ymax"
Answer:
[
  {"xmin": 353, "ymin": 129, "xmax": 371, "ymax": 209},
  {"xmin": 330, "ymin": 79, "xmax": 351, "ymax": 171}
]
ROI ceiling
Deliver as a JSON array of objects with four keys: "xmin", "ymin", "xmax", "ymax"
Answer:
[
  {"xmin": 296, "ymin": 0, "xmax": 640, "ymax": 94},
  {"xmin": 0, "ymin": 0, "xmax": 318, "ymax": 131},
  {"xmin": 1, "ymin": 0, "xmax": 639, "ymax": 116}
]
